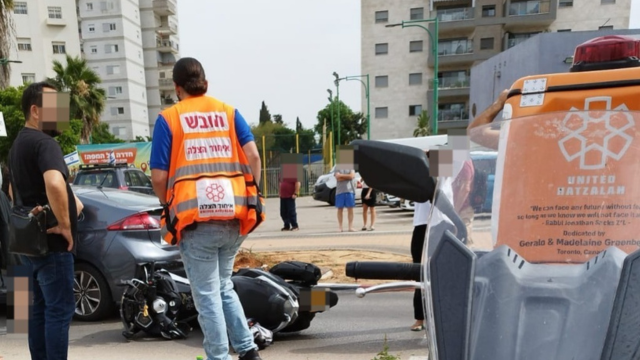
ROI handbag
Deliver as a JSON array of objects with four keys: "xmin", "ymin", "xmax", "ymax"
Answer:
[{"xmin": 7, "ymin": 167, "xmax": 50, "ymax": 257}]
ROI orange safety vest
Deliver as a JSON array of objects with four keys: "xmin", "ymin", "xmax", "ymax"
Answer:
[{"xmin": 159, "ymin": 95, "xmax": 265, "ymax": 245}]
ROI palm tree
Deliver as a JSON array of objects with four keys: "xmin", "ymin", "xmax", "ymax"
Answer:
[
  {"xmin": 47, "ymin": 54, "xmax": 106, "ymax": 144},
  {"xmin": 0, "ymin": 0, "xmax": 15, "ymax": 89},
  {"xmin": 413, "ymin": 110, "xmax": 432, "ymax": 137}
]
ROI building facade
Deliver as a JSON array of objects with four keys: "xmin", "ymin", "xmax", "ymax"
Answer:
[
  {"xmin": 361, "ymin": 0, "xmax": 640, "ymax": 140},
  {"xmin": 6, "ymin": 0, "xmax": 180, "ymax": 141}
]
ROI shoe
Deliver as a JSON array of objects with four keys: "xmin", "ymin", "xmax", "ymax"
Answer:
[
  {"xmin": 361, "ymin": 226, "xmax": 367, "ymax": 231},
  {"xmin": 239, "ymin": 349, "xmax": 262, "ymax": 360},
  {"xmin": 411, "ymin": 324, "xmax": 425, "ymax": 332},
  {"xmin": 281, "ymin": 227, "xmax": 290, "ymax": 231},
  {"xmin": 291, "ymin": 227, "xmax": 299, "ymax": 231}
]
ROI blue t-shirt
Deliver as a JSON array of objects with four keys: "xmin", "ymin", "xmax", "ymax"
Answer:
[{"xmin": 149, "ymin": 108, "xmax": 254, "ymax": 171}]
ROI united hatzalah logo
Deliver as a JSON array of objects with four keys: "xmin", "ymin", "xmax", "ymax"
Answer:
[
  {"xmin": 558, "ymin": 96, "xmax": 635, "ymax": 170},
  {"xmin": 206, "ymin": 183, "xmax": 225, "ymax": 202}
]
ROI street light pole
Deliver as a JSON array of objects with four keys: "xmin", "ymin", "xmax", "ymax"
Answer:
[
  {"xmin": 327, "ymin": 89, "xmax": 336, "ymax": 165},
  {"xmin": 387, "ymin": 18, "xmax": 440, "ymax": 135},
  {"xmin": 333, "ymin": 72, "xmax": 341, "ymax": 147},
  {"xmin": 339, "ymin": 74, "xmax": 370, "ymax": 140},
  {"xmin": 0, "ymin": 58, "xmax": 22, "ymax": 65}
]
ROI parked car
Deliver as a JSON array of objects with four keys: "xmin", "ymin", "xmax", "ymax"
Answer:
[
  {"xmin": 312, "ymin": 166, "xmax": 363, "ymax": 205},
  {"xmin": 0, "ymin": 186, "xmax": 184, "ymax": 321},
  {"xmin": 73, "ymin": 163, "xmax": 155, "ymax": 195}
]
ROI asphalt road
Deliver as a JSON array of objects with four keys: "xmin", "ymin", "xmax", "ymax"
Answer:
[{"xmin": 0, "ymin": 292, "xmax": 430, "ymax": 360}]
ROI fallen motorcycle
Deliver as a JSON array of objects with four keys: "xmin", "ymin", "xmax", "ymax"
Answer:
[{"xmin": 119, "ymin": 260, "xmax": 338, "ymax": 349}]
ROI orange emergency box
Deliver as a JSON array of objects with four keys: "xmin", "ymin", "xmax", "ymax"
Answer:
[{"xmin": 491, "ymin": 35, "xmax": 640, "ymax": 264}]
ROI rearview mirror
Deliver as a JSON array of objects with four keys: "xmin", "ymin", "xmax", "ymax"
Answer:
[{"xmin": 352, "ymin": 140, "xmax": 435, "ymax": 203}]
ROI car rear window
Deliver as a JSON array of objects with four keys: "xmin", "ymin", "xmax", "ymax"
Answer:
[
  {"xmin": 124, "ymin": 170, "xmax": 152, "ymax": 187},
  {"xmin": 75, "ymin": 171, "xmax": 117, "ymax": 187}
]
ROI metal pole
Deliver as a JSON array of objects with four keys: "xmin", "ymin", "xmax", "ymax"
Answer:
[
  {"xmin": 262, "ymin": 135, "xmax": 267, "ymax": 197},
  {"xmin": 366, "ymin": 74, "xmax": 371, "ymax": 140},
  {"xmin": 433, "ymin": 18, "xmax": 439, "ymax": 135},
  {"xmin": 296, "ymin": 133, "xmax": 299, "ymax": 153},
  {"xmin": 336, "ymin": 84, "xmax": 341, "ymax": 146}
]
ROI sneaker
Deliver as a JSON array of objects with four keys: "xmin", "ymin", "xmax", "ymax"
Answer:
[
  {"xmin": 239, "ymin": 349, "xmax": 262, "ymax": 360},
  {"xmin": 281, "ymin": 227, "xmax": 290, "ymax": 231},
  {"xmin": 291, "ymin": 227, "xmax": 299, "ymax": 231}
]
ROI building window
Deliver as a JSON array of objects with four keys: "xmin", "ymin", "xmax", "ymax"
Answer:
[
  {"xmin": 601, "ymin": 0, "xmax": 615, "ymax": 3},
  {"xmin": 104, "ymin": 44, "xmax": 119, "ymax": 53},
  {"xmin": 375, "ymin": 75, "xmax": 388, "ymax": 87},
  {"xmin": 409, "ymin": 105, "xmax": 423, "ymax": 116},
  {"xmin": 103, "ymin": 23, "xmax": 116, "ymax": 32},
  {"xmin": 21, "ymin": 73, "xmax": 36, "ymax": 84},
  {"xmin": 409, "ymin": 73, "xmax": 422, "ymax": 85},
  {"xmin": 599, "ymin": 25, "xmax": 614, "ymax": 30},
  {"xmin": 410, "ymin": 7, "xmax": 424, "ymax": 20},
  {"xmin": 52, "ymin": 42, "xmax": 66, "ymax": 54},
  {"xmin": 17, "ymin": 38, "xmax": 32, "ymax": 51},
  {"xmin": 480, "ymin": 37, "xmax": 494, "ymax": 50},
  {"xmin": 87, "ymin": 2, "xmax": 94, "ymax": 10},
  {"xmin": 101, "ymin": 1, "xmax": 115, "ymax": 11},
  {"xmin": 106, "ymin": 65, "xmax": 120, "ymax": 75},
  {"xmin": 375, "ymin": 107, "xmax": 388, "ymax": 119},
  {"xmin": 375, "ymin": 43, "xmax": 388, "ymax": 55},
  {"xmin": 111, "ymin": 107, "xmax": 125, "ymax": 116},
  {"xmin": 48, "ymin": 7, "xmax": 62, "ymax": 19},
  {"xmin": 108, "ymin": 86, "xmax": 123, "ymax": 96},
  {"xmin": 375, "ymin": 10, "xmax": 388, "ymax": 23},
  {"xmin": 482, "ymin": 5, "xmax": 496, "ymax": 16},
  {"xmin": 559, "ymin": 0, "xmax": 573, "ymax": 6},
  {"xmin": 14, "ymin": 2, "xmax": 27, "ymax": 14},
  {"xmin": 88, "ymin": 24, "xmax": 95, "ymax": 32},
  {"xmin": 558, "ymin": 29, "xmax": 572, "ymax": 32},
  {"xmin": 410, "ymin": 40, "xmax": 423, "ymax": 53},
  {"xmin": 90, "ymin": 45, "xmax": 97, "ymax": 54}
]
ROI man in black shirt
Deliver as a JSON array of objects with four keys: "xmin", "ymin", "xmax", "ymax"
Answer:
[{"xmin": 8, "ymin": 81, "xmax": 83, "ymax": 360}]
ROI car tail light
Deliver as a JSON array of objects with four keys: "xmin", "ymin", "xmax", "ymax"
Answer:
[
  {"xmin": 107, "ymin": 212, "xmax": 160, "ymax": 231},
  {"xmin": 571, "ymin": 35, "xmax": 640, "ymax": 72}
]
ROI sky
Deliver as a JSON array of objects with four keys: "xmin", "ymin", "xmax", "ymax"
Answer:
[{"xmin": 176, "ymin": 0, "xmax": 362, "ymax": 131}]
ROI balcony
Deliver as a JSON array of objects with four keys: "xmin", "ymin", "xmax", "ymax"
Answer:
[
  {"xmin": 157, "ymin": 39, "xmax": 179, "ymax": 54},
  {"xmin": 157, "ymin": 22, "xmax": 178, "ymax": 35},
  {"xmin": 436, "ymin": 109, "xmax": 470, "ymax": 130},
  {"xmin": 159, "ymin": 78, "xmax": 174, "ymax": 90},
  {"xmin": 153, "ymin": 0, "xmax": 176, "ymax": 16},
  {"xmin": 429, "ymin": 39, "xmax": 475, "ymax": 67},
  {"xmin": 428, "ymin": 75, "xmax": 470, "ymax": 98},
  {"xmin": 157, "ymin": 60, "xmax": 176, "ymax": 68},
  {"xmin": 504, "ymin": 0, "xmax": 556, "ymax": 29},
  {"xmin": 160, "ymin": 96, "xmax": 176, "ymax": 108},
  {"xmin": 46, "ymin": 17, "xmax": 67, "ymax": 27},
  {"xmin": 434, "ymin": 7, "xmax": 475, "ymax": 35}
]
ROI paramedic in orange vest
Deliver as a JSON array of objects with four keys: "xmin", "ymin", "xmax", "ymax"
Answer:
[{"xmin": 149, "ymin": 57, "xmax": 264, "ymax": 360}]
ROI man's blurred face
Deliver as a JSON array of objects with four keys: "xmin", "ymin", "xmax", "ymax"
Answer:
[{"xmin": 37, "ymin": 89, "xmax": 71, "ymax": 137}]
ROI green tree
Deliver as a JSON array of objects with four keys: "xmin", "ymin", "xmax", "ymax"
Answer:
[
  {"xmin": 296, "ymin": 117, "xmax": 303, "ymax": 133},
  {"xmin": 47, "ymin": 54, "xmax": 106, "ymax": 144},
  {"xmin": 0, "ymin": 85, "xmax": 25, "ymax": 162},
  {"xmin": 413, "ymin": 110, "xmax": 432, "ymax": 137},
  {"xmin": 90, "ymin": 122, "xmax": 124, "ymax": 144},
  {"xmin": 131, "ymin": 135, "xmax": 151, "ymax": 142},
  {"xmin": 259, "ymin": 101, "xmax": 272, "ymax": 124},
  {"xmin": 273, "ymin": 114, "xmax": 283, "ymax": 125},
  {"xmin": 0, "ymin": 0, "xmax": 15, "ymax": 89},
  {"xmin": 55, "ymin": 119, "xmax": 83, "ymax": 155},
  {"xmin": 314, "ymin": 100, "xmax": 366, "ymax": 146}
]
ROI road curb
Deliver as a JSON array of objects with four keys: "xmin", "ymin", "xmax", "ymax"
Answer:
[{"xmin": 251, "ymin": 230, "xmax": 413, "ymax": 240}]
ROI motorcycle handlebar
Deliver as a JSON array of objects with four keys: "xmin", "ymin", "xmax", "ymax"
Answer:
[{"xmin": 345, "ymin": 261, "xmax": 422, "ymax": 282}]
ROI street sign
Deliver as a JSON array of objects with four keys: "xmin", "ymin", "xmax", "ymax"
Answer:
[{"xmin": 0, "ymin": 112, "xmax": 7, "ymax": 137}]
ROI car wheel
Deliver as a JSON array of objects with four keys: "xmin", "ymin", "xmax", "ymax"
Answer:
[
  {"xmin": 73, "ymin": 263, "xmax": 114, "ymax": 321},
  {"xmin": 329, "ymin": 189, "xmax": 336, "ymax": 206}
]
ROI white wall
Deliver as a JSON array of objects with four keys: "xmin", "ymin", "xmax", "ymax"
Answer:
[
  {"xmin": 630, "ymin": 0, "xmax": 640, "ymax": 29},
  {"xmin": 551, "ymin": 0, "xmax": 632, "ymax": 31}
]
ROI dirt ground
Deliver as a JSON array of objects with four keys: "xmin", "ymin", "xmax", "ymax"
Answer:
[{"xmin": 234, "ymin": 248, "xmax": 413, "ymax": 285}]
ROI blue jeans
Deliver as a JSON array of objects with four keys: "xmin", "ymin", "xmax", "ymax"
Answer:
[
  {"xmin": 178, "ymin": 220, "xmax": 257, "ymax": 360},
  {"xmin": 20, "ymin": 252, "xmax": 75, "ymax": 360}
]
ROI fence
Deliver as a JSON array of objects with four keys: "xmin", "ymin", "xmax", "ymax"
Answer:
[{"xmin": 256, "ymin": 133, "xmax": 335, "ymax": 198}]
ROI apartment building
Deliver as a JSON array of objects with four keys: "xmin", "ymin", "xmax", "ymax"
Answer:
[
  {"xmin": 7, "ymin": 0, "xmax": 180, "ymax": 141},
  {"xmin": 362, "ymin": 0, "xmax": 640, "ymax": 139},
  {"xmin": 8, "ymin": 0, "xmax": 82, "ymax": 87}
]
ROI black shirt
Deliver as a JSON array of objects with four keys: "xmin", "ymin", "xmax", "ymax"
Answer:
[{"xmin": 9, "ymin": 128, "xmax": 78, "ymax": 254}]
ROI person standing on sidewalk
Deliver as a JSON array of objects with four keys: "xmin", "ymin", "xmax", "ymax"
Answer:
[
  {"xmin": 334, "ymin": 167, "xmax": 356, "ymax": 232},
  {"xmin": 150, "ymin": 57, "xmax": 264, "ymax": 360},
  {"xmin": 279, "ymin": 174, "xmax": 300, "ymax": 231},
  {"xmin": 361, "ymin": 179, "xmax": 377, "ymax": 231},
  {"xmin": 8, "ymin": 81, "xmax": 84, "ymax": 360}
]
